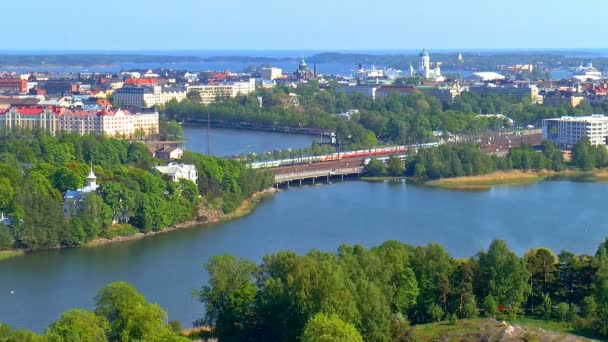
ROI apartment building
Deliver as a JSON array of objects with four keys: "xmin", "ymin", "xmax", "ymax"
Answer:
[
  {"xmin": 0, "ymin": 107, "xmax": 159, "ymax": 138},
  {"xmin": 542, "ymin": 114, "xmax": 608, "ymax": 148},
  {"xmin": 186, "ymin": 79, "xmax": 256, "ymax": 104},
  {"xmin": 112, "ymin": 86, "xmax": 187, "ymax": 108}
]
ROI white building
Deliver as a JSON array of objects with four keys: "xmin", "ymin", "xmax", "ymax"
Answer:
[
  {"xmin": 0, "ymin": 107, "xmax": 159, "ymax": 138},
  {"xmin": 261, "ymin": 67, "xmax": 283, "ymax": 81},
  {"xmin": 63, "ymin": 167, "xmax": 99, "ymax": 218},
  {"xmin": 466, "ymin": 72, "xmax": 506, "ymax": 81},
  {"xmin": 542, "ymin": 114, "xmax": 608, "ymax": 148},
  {"xmin": 112, "ymin": 86, "xmax": 187, "ymax": 108},
  {"xmin": 417, "ymin": 49, "xmax": 444, "ymax": 81},
  {"xmin": 186, "ymin": 79, "xmax": 256, "ymax": 104},
  {"xmin": 153, "ymin": 163, "xmax": 198, "ymax": 183}
]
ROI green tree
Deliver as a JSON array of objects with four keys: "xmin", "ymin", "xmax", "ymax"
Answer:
[
  {"xmin": 479, "ymin": 240, "xmax": 530, "ymax": 315},
  {"xmin": 45, "ymin": 309, "xmax": 110, "ymax": 342},
  {"xmin": 301, "ymin": 313, "xmax": 363, "ymax": 342},
  {"xmin": 0, "ymin": 177, "xmax": 14, "ymax": 212},
  {"xmin": 386, "ymin": 156, "xmax": 404, "ymax": 177},
  {"xmin": 394, "ymin": 267, "xmax": 419, "ymax": 314},
  {"xmin": 572, "ymin": 136, "xmax": 595, "ymax": 171},
  {"xmin": 365, "ymin": 158, "xmax": 386, "ymax": 175},
  {"xmin": 94, "ymin": 282, "xmax": 186, "ymax": 342},
  {"xmin": 195, "ymin": 255, "xmax": 258, "ymax": 342}
]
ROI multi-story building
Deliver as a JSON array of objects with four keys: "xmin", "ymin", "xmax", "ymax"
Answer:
[
  {"xmin": 542, "ymin": 114, "xmax": 608, "ymax": 148},
  {"xmin": 43, "ymin": 80, "xmax": 75, "ymax": 95},
  {"xmin": 261, "ymin": 67, "xmax": 283, "ymax": 81},
  {"xmin": 112, "ymin": 86, "xmax": 187, "ymax": 108},
  {"xmin": 0, "ymin": 78, "xmax": 28, "ymax": 93},
  {"xmin": 99, "ymin": 108, "xmax": 159, "ymax": 137},
  {"xmin": 0, "ymin": 106, "xmax": 159, "ymax": 138},
  {"xmin": 186, "ymin": 79, "xmax": 256, "ymax": 104},
  {"xmin": 468, "ymin": 84, "xmax": 542, "ymax": 103}
]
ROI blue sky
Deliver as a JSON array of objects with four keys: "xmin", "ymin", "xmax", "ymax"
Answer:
[{"xmin": 7, "ymin": 0, "xmax": 608, "ymax": 50}]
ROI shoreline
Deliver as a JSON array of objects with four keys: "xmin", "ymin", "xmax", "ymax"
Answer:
[
  {"xmin": 0, "ymin": 188, "xmax": 277, "ymax": 260},
  {"xmin": 423, "ymin": 168, "xmax": 608, "ymax": 190}
]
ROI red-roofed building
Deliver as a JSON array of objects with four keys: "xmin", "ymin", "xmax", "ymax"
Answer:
[
  {"xmin": 125, "ymin": 78, "xmax": 157, "ymax": 86},
  {"xmin": 0, "ymin": 106, "xmax": 158, "ymax": 137},
  {"xmin": 0, "ymin": 78, "xmax": 27, "ymax": 93}
]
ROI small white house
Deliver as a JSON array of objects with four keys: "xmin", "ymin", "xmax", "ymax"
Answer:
[{"xmin": 153, "ymin": 163, "xmax": 198, "ymax": 183}]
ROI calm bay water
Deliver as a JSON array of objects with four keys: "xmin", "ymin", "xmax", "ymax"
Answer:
[
  {"xmin": 1, "ymin": 129, "xmax": 607, "ymax": 332},
  {"xmin": 1, "ymin": 180, "xmax": 608, "ymax": 331},
  {"xmin": 183, "ymin": 126, "xmax": 317, "ymax": 157}
]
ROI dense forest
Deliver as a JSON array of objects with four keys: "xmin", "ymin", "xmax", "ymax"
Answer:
[
  {"xmin": 162, "ymin": 82, "xmax": 607, "ymax": 149},
  {"xmin": 0, "ymin": 131, "xmax": 273, "ymax": 251},
  {"xmin": 196, "ymin": 238, "xmax": 608, "ymax": 341}
]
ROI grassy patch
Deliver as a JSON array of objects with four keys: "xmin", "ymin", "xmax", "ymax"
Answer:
[
  {"xmin": 425, "ymin": 170, "xmax": 543, "ymax": 190},
  {"xmin": 412, "ymin": 318, "xmax": 488, "ymax": 341},
  {"xmin": 103, "ymin": 224, "xmax": 140, "ymax": 239},
  {"xmin": 411, "ymin": 317, "xmax": 596, "ymax": 341},
  {"xmin": 512, "ymin": 316, "xmax": 602, "ymax": 340},
  {"xmin": 0, "ymin": 250, "xmax": 25, "ymax": 261}
]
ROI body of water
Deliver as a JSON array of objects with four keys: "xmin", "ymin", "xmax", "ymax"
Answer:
[
  {"xmin": 1, "ymin": 180, "xmax": 608, "ymax": 332},
  {"xmin": 182, "ymin": 126, "xmax": 318, "ymax": 157}
]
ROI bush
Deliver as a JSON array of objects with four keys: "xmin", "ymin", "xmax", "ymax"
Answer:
[
  {"xmin": 448, "ymin": 312, "xmax": 458, "ymax": 325},
  {"xmin": 483, "ymin": 295, "xmax": 498, "ymax": 317},
  {"xmin": 169, "ymin": 320, "xmax": 182, "ymax": 334}
]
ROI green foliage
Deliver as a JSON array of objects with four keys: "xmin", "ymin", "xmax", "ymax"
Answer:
[
  {"xmin": 386, "ymin": 156, "xmax": 404, "ymax": 176},
  {"xmin": 158, "ymin": 120, "xmax": 184, "ymax": 141},
  {"xmin": 394, "ymin": 268, "xmax": 419, "ymax": 314},
  {"xmin": 364, "ymin": 158, "xmax": 386, "ymax": 175},
  {"xmin": 0, "ymin": 132, "xmax": 268, "ymax": 250},
  {"xmin": 0, "ymin": 224, "xmax": 13, "ymax": 250},
  {"xmin": 301, "ymin": 313, "xmax": 363, "ymax": 342},
  {"xmin": 483, "ymin": 295, "xmax": 498, "ymax": 317},
  {"xmin": 479, "ymin": 240, "xmax": 531, "ymax": 315},
  {"xmin": 45, "ymin": 309, "xmax": 110, "ymax": 342},
  {"xmin": 94, "ymin": 282, "xmax": 186, "ymax": 342},
  {"xmin": 539, "ymin": 293, "xmax": 552, "ymax": 318}
]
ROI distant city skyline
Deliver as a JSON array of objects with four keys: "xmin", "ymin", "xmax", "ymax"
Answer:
[{"xmin": 8, "ymin": 0, "xmax": 608, "ymax": 51}]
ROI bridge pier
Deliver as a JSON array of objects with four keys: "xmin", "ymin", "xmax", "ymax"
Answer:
[
  {"xmin": 299, "ymin": 179, "xmax": 302, "ymax": 186},
  {"xmin": 312, "ymin": 178, "xmax": 315, "ymax": 184},
  {"xmin": 341, "ymin": 175, "xmax": 344, "ymax": 182},
  {"xmin": 287, "ymin": 180, "xmax": 289, "ymax": 189}
]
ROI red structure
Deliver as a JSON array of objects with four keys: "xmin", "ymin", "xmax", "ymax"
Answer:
[{"xmin": 0, "ymin": 78, "xmax": 27, "ymax": 93}]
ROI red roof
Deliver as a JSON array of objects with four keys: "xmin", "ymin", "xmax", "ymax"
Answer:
[
  {"xmin": 96, "ymin": 99, "xmax": 111, "ymax": 106},
  {"xmin": 125, "ymin": 78, "xmax": 157, "ymax": 86},
  {"xmin": 15, "ymin": 106, "xmax": 45, "ymax": 115}
]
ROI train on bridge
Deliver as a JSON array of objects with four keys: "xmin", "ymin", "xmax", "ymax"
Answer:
[{"xmin": 249, "ymin": 142, "xmax": 440, "ymax": 169}]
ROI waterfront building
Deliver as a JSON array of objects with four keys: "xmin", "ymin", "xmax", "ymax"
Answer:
[
  {"xmin": 153, "ymin": 162, "xmax": 198, "ymax": 183},
  {"xmin": 63, "ymin": 166, "xmax": 99, "ymax": 218},
  {"xmin": 261, "ymin": 67, "xmax": 283, "ymax": 81},
  {"xmin": 112, "ymin": 85, "xmax": 187, "ymax": 108},
  {"xmin": 186, "ymin": 79, "xmax": 256, "ymax": 104},
  {"xmin": 542, "ymin": 114, "xmax": 608, "ymax": 148}
]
